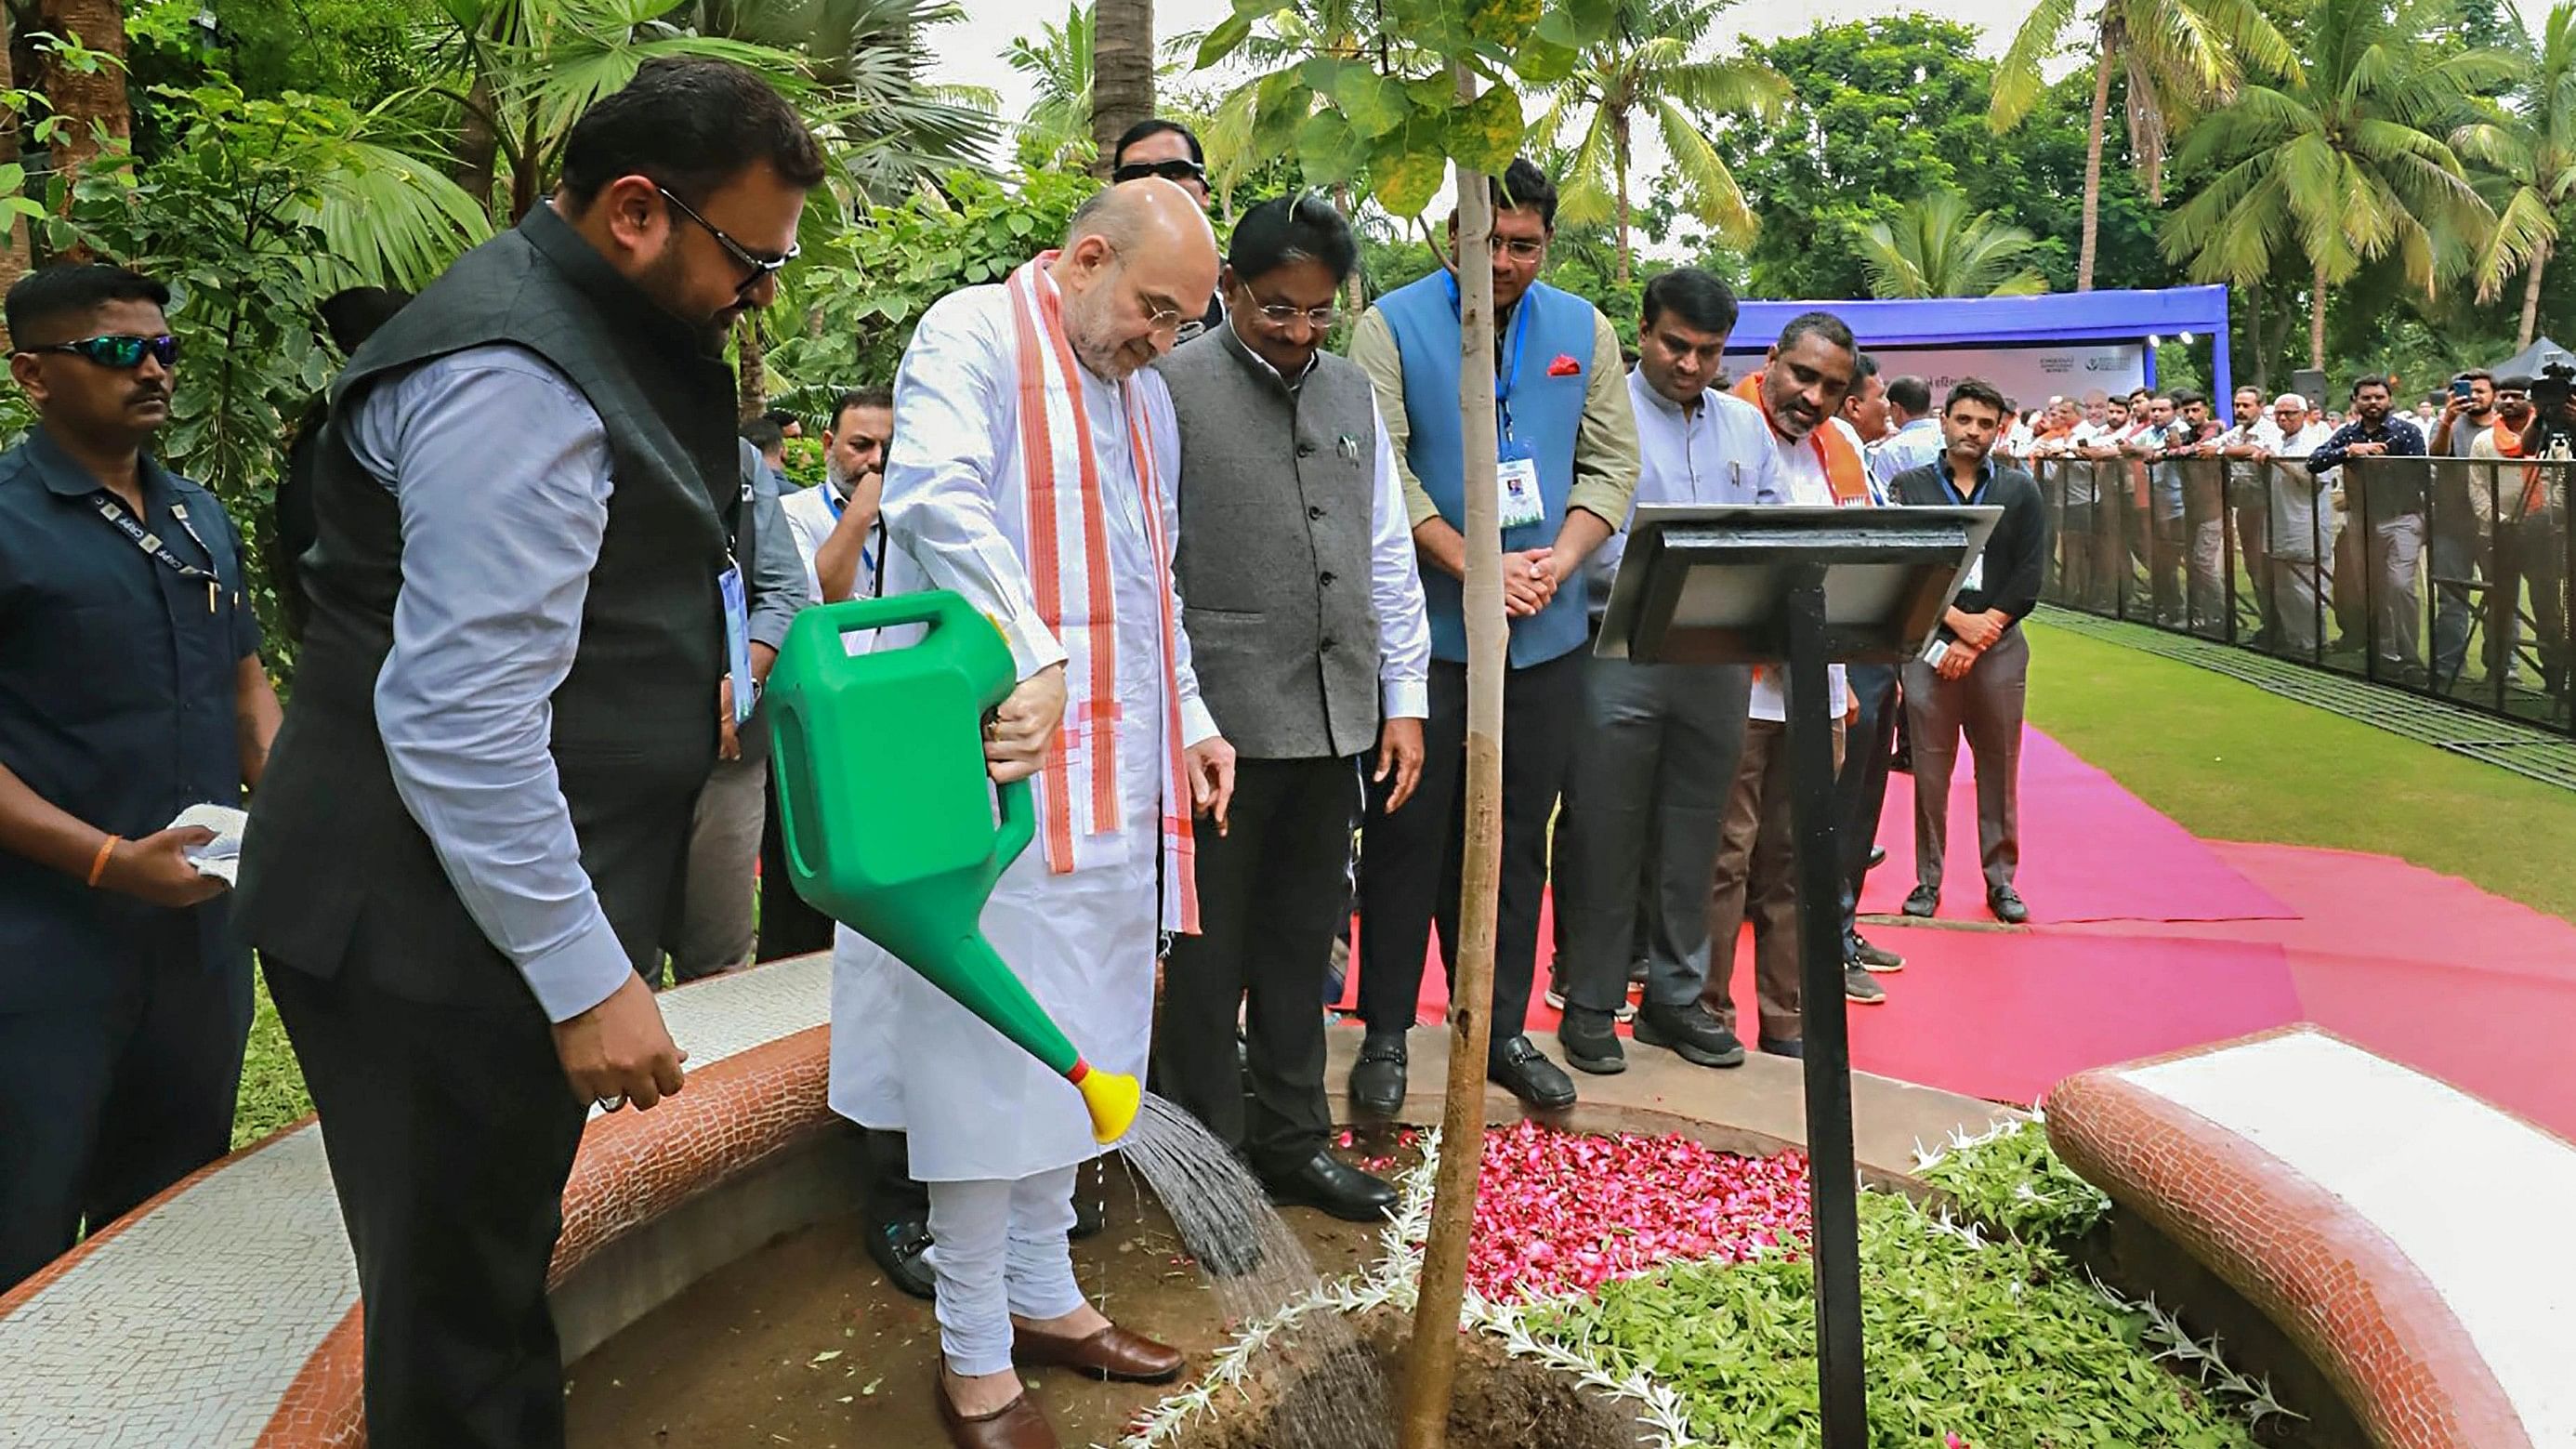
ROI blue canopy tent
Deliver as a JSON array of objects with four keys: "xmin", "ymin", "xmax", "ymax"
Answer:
[{"xmin": 1724, "ymin": 285, "xmax": 2234, "ymax": 416}]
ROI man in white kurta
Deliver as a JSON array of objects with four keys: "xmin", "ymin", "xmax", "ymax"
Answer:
[{"xmin": 827, "ymin": 180, "xmax": 1229, "ymax": 1447}]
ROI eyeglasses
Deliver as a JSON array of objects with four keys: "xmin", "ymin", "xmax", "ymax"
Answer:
[
  {"xmin": 1111, "ymin": 158, "xmax": 1206, "ymax": 186},
  {"xmin": 659, "ymin": 186, "xmax": 798, "ymax": 295},
  {"xmin": 14, "ymin": 334, "xmax": 180, "ymax": 369},
  {"xmin": 1485, "ymin": 234, "xmax": 1546, "ymax": 262},
  {"xmin": 1247, "ymin": 299, "xmax": 1336, "ymax": 332}
]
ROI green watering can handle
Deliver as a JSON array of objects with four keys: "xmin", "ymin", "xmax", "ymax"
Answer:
[
  {"xmin": 798, "ymin": 590, "xmax": 1039, "ymax": 876},
  {"xmin": 995, "ymin": 776, "xmax": 1037, "ymax": 874}
]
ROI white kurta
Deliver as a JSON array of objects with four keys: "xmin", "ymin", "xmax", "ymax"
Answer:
[{"xmin": 828, "ymin": 282, "xmax": 1216, "ymax": 1184}]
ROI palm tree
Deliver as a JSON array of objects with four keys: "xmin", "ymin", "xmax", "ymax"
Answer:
[
  {"xmin": 1091, "ymin": 0, "xmax": 1151, "ymax": 173},
  {"xmin": 1537, "ymin": 0, "xmax": 1787, "ymax": 283},
  {"xmin": 2455, "ymin": 0, "xmax": 2576, "ymax": 349},
  {"xmin": 1991, "ymin": 0, "xmax": 2295, "ymax": 291},
  {"xmin": 2161, "ymin": 0, "xmax": 2513, "ymax": 367},
  {"xmin": 1858, "ymin": 191, "xmax": 2049, "ymax": 297},
  {"xmin": 703, "ymin": 0, "xmax": 997, "ymax": 204},
  {"xmin": 1005, "ymin": 2, "xmax": 1092, "ymax": 169}
]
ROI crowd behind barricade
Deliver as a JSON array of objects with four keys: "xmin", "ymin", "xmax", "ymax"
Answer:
[
  {"xmin": 1991, "ymin": 366, "xmax": 2576, "ymax": 716},
  {"xmin": 0, "ymin": 59, "xmax": 2240, "ymax": 1449}
]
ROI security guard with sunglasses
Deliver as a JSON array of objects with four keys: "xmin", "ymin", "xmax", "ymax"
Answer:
[{"xmin": 0, "ymin": 264, "xmax": 282, "ymax": 1293}]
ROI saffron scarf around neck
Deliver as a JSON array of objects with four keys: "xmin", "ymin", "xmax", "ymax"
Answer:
[
  {"xmin": 1732, "ymin": 371, "xmax": 1873, "ymax": 506},
  {"xmin": 1004, "ymin": 253, "xmax": 1199, "ymax": 931}
]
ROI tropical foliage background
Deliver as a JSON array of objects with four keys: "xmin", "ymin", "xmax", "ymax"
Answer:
[{"xmin": 3, "ymin": 0, "xmax": 2571, "ymax": 656}]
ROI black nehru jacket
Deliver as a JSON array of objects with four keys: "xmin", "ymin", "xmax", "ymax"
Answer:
[{"xmin": 1890, "ymin": 457, "xmax": 2050, "ymax": 637}]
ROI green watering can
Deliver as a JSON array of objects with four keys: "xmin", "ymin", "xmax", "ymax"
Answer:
[{"xmin": 765, "ymin": 590, "xmax": 1140, "ymax": 1145}]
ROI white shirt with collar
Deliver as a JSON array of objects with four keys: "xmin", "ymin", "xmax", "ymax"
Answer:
[{"xmin": 1750, "ymin": 425, "xmax": 1853, "ymax": 722}]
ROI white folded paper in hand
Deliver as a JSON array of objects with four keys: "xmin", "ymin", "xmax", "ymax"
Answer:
[{"xmin": 169, "ymin": 803, "xmax": 249, "ymax": 885}]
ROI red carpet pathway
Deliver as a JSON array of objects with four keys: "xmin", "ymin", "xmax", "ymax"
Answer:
[{"xmin": 1341, "ymin": 731, "xmax": 2576, "ymax": 1142}]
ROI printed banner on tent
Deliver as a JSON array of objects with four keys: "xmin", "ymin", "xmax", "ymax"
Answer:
[{"xmin": 1727, "ymin": 342, "xmax": 2149, "ymax": 410}]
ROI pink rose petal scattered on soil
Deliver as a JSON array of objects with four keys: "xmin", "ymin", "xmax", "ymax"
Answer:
[{"xmin": 1464, "ymin": 1122, "xmax": 1811, "ymax": 1299}]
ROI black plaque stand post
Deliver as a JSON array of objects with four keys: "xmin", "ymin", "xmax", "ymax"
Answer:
[{"xmin": 1593, "ymin": 503, "xmax": 2000, "ymax": 1447}]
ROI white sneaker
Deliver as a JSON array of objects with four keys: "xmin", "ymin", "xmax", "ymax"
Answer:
[{"xmin": 1544, "ymin": 984, "xmax": 1637, "ymax": 1022}]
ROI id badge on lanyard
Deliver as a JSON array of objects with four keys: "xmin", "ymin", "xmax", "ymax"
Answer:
[
  {"xmin": 1497, "ymin": 439, "xmax": 1546, "ymax": 531},
  {"xmin": 718, "ymin": 560, "xmax": 755, "ymax": 725}
]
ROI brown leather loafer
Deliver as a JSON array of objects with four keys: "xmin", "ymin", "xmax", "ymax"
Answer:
[
  {"xmin": 936, "ymin": 1372, "xmax": 1059, "ymax": 1449},
  {"xmin": 1012, "ymin": 1321, "xmax": 1185, "ymax": 1383}
]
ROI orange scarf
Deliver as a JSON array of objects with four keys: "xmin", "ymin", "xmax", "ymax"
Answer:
[
  {"xmin": 1733, "ymin": 371, "xmax": 1873, "ymax": 505},
  {"xmin": 2492, "ymin": 417, "xmax": 2548, "ymax": 518},
  {"xmin": 1005, "ymin": 254, "xmax": 1198, "ymax": 931}
]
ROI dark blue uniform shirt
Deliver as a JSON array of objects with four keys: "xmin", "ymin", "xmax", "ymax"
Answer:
[{"xmin": 0, "ymin": 426, "xmax": 260, "ymax": 1009}]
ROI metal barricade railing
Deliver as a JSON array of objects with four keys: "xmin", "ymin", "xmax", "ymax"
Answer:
[{"xmin": 2029, "ymin": 453, "xmax": 2576, "ymax": 736}]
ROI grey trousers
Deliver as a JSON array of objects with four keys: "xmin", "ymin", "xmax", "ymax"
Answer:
[
  {"xmin": 672, "ymin": 751, "xmax": 765, "ymax": 983},
  {"xmin": 2367, "ymin": 513, "xmax": 2426, "ymax": 672},
  {"xmin": 1553, "ymin": 656, "xmax": 1752, "ymax": 1013},
  {"xmin": 1902, "ymin": 626, "xmax": 2030, "ymax": 896}
]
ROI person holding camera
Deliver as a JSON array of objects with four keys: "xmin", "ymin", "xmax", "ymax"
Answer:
[
  {"xmin": 2474, "ymin": 371, "xmax": 2570, "ymax": 693},
  {"xmin": 2429, "ymin": 371, "xmax": 2499, "ymax": 685}
]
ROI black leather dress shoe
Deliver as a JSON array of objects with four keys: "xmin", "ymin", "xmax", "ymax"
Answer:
[
  {"xmin": 1902, "ymin": 884, "xmax": 1939, "ymax": 918},
  {"xmin": 1348, "ymin": 1031, "xmax": 1407, "ymax": 1114},
  {"xmin": 1070, "ymin": 1158, "xmax": 1107, "ymax": 1241},
  {"xmin": 1866, "ymin": 845, "xmax": 1887, "ymax": 871},
  {"xmin": 1987, "ymin": 885, "xmax": 2031, "ymax": 925},
  {"xmin": 1758, "ymin": 1036, "xmax": 1804, "ymax": 1060},
  {"xmin": 1488, "ymin": 1034, "xmax": 1577, "ymax": 1109},
  {"xmin": 864, "ymin": 1211, "xmax": 937, "ymax": 1301},
  {"xmin": 1262, "ymin": 1151, "xmax": 1400, "ymax": 1223}
]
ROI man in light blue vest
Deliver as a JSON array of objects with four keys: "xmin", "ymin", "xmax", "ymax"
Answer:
[{"xmin": 1346, "ymin": 157, "xmax": 1641, "ymax": 1113}]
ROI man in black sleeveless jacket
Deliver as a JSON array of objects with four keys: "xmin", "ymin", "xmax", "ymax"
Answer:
[{"xmin": 234, "ymin": 60, "xmax": 824, "ymax": 1449}]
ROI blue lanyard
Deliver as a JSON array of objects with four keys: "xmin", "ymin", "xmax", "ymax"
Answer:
[
  {"xmin": 1440, "ymin": 270, "xmax": 1535, "ymax": 431},
  {"xmin": 822, "ymin": 481, "xmax": 880, "ymax": 573}
]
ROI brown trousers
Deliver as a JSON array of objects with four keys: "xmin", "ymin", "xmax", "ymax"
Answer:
[
  {"xmin": 1901, "ymin": 626, "xmax": 2031, "ymax": 896},
  {"xmin": 1701, "ymin": 717, "xmax": 1844, "ymax": 1046}
]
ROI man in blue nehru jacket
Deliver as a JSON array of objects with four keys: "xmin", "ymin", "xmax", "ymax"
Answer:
[{"xmin": 1346, "ymin": 156, "xmax": 1640, "ymax": 1112}]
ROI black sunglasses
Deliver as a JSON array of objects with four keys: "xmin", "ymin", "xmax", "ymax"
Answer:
[
  {"xmin": 1111, "ymin": 158, "xmax": 1206, "ymax": 185},
  {"xmin": 659, "ymin": 186, "xmax": 798, "ymax": 295},
  {"xmin": 14, "ymin": 334, "xmax": 180, "ymax": 369}
]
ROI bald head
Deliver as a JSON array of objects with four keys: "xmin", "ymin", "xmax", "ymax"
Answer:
[{"xmin": 1048, "ymin": 178, "xmax": 1220, "ymax": 380}]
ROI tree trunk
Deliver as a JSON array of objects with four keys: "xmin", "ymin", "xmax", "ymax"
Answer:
[
  {"xmin": 2248, "ymin": 276, "xmax": 2267, "ymax": 397},
  {"xmin": 2309, "ymin": 256, "xmax": 2328, "ymax": 371},
  {"xmin": 508, "ymin": 114, "xmax": 543, "ymax": 223},
  {"xmin": 2519, "ymin": 240, "xmax": 2549, "ymax": 351},
  {"xmin": 1611, "ymin": 112, "xmax": 1632, "ymax": 286},
  {"xmin": 2076, "ymin": 47, "xmax": 2112, "ymax": 293},
  {"xmin": 736, "ymin": 315, "xmax": 767, "ymax": 422},
  {"xmin": 1335, "ymin": 179, "xmax": 1365, "ymax": 317},
  {"xmin": 1090, "ymin": 0, "xmax": 1154, "ymax": 178},
  {"xmin": 455, "ymin": 72, "xmax": 500, "ymax": 211},
  {"xmin": 1399, "ymin": 67, "xmax": 1505, "ymax": 1449},
  {"xmin": 0, "ymin": 5, "xmax": 31, "ymax": 345},
  {"xmin": 36, "ymin": 0, "xmax": 129, "ymax": 190}
]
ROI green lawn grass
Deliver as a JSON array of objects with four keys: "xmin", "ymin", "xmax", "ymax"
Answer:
[
  {"xmin": 228, "ymin": 624, "xmax": 2576, "ymax": 1146},
  {"xmin": 2023, "ymin": 620, "xmax": 2576, "ymax": 924}
]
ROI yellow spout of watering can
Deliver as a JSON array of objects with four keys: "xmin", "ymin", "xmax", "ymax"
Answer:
[{"xmin": 766, "ymin": 590, "xmax": 1139, "ymax": 1145}]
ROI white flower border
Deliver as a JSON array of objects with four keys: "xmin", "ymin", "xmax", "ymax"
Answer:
[{"xmin": 1112, "ymin": 1121, "xmax": 2282, "ymax": 1449}]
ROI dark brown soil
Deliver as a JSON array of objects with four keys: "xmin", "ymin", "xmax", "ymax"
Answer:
[
  {"xmin": 564, "ymin": 1128, "xmax": 1416, "ymax": 1449},
  {"xmin": 1162, "ymin": 1308, "xmax": 1653, "ymax": 1449}
]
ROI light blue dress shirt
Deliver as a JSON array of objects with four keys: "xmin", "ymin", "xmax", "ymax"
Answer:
[
  {"xmin": 1871, "ymin": 415, "xmax": 1945, "ymax": 491},
  {"xmin": 1591, "ymin": 367, "xmax": 1785, "ymax": 605}
]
